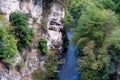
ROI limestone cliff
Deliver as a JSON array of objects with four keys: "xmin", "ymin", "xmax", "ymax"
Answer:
[
  {"xmin": 0, "ymin": 0, "xmax": 64, "ymax": 80},
  {"xmin": 45, "ymin": 3, "xmax": 64, "ymax": 52}
]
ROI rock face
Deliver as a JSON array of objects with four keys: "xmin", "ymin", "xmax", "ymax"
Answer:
[
  {"xmin": 0, "ymin": 0, "xmax": 42, "ymax": 23},
  {"xmin": 0, "ymin": 0, "xmax": 64, "ymax": 80},
  {"xmin": 0, "ymin": 0, "xmax": 64, "ymax": 51},
  {"xmin": 45, "ymin": 3, "xmax": 65, "ymax": 52}
]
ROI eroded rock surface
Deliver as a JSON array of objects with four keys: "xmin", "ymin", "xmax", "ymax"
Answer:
[
  {"xmin": 45, "ymin": 3, "xmax": 65, "ymax": 52},
  {"xmin": 0, "ymin": 0, "xmax": 64, "ymax": 80}
]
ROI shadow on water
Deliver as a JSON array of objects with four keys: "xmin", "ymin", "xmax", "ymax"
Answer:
[{"xmin": 58, "ymin": 31, "xmax": 80, "ymax": 80}]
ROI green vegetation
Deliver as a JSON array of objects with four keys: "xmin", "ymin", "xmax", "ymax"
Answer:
[
  {"xmin": 9, "ymin": 12, "xmax": 35, "ymax": 51},
  {"xmin": 0, "ymin": 14, "xmax": 17, "ymax": 68},
  {"xmin": 0, "ymin": 14, "xmax": 6, "ymax": 20},
  {"xmin": 44, "ymin": 51, "xmax": 59, "ymax": 80},
  {"xmin": 2, "ymin": 0, "xmax": 120, "ymax": 79},
  {"xmin": 38, "ymin": 38, "xmax": 48, "ymax": 55},
  {"xmin": 32, "ymin": 51, "xmax": 60, "ymax": 80},
  {"xmin": 32, "ymin": 70, "xmax": 46, "ymax": 80},
  {"xmin": 9, "ymin": 12, "xmax": 28, "ymax": 26},
  {"xmin": 63, "ymin": 10, "xmax": 73, "ymax": 30},
  {"xmin": 79, "ymin": 41, "xmax": 115, "ymax": 80},
  {"xmin": 0, "ymin": 23, "xmax": 17, "ymax": 60},
  {"xmin": 65, "ymin": 0, "xmax": 120, "ymax": 80}
]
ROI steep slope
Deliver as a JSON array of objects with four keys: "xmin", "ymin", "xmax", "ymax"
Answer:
[{"xmin": 0, "ymin": 0, "xmax": 64, "ymax": 80}]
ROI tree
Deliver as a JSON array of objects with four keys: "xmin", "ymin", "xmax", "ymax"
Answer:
[
  {"xmin": 71, "ymin": 1, "xmax": 119, "ymax": 79},
  {"xmin": 99, "ymin": 0, "xmax": 115, "ymax": 10},
  {"xmin": 63, "ymin": 10, "xmax": 73, "ymax": 30},
  {"xmin": 104, "ymin": 28, "xmax": 120, "ymax": 62},
  {"xmin": 73, "ymin": 6, "xmax": 119, "ymax": 49},
  {"xmin": 79, "ymin": 41, "xmax": 115, "ymax": 80}
]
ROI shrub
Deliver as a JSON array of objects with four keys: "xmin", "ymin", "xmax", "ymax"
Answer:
[
  {"xmin": 9, "ymin": 12, "xmax": 28, "ymax": 26},
  {"xmin": 0, "ymin": 25, "xmax": 17, "ymax": 59},
  {"xmin": 2, "ymin": 59, "xmax": 14, "ymax": 69},
  {"xmin": 0, "ymin": 14, "xmax": 5, "ymax": 20},
  {"xmin": 37, "ymin": 38, "xmax": 48, "ymax": 55},
  {"xmin": 9, "ymin": 12, "xmax": 35, "ymax": 49},
  {"xmin": 15, "ymin": 26, "xmax": 35, "ymax": 48},
  {"xmin": 44, "ymin": 51, "xmax": 60, "ymax": 80},
  {"xmin": 0, "ymin": 14, "xmax": 10, "ymax": 29},
  {"xmin": 32, "ymin": 70, "xmax": 46, "ymax": 80}
]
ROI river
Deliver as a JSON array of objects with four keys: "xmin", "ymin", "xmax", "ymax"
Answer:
[{"xmin": 58, "ymin": 31, "xmax": 80, "ymax": 80}]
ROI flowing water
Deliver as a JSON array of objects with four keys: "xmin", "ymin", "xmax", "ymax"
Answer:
[{"xmin": 58, "ymin": 31, "xmax": 80, "ymax": 80}]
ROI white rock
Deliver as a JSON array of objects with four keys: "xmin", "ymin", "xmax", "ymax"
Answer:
[{"xmin": 46, "ymin": 3, "xmax": 65, "ymax": 51}]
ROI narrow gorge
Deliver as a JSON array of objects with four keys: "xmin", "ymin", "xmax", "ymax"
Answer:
[
  {"xmin": 58, "ymin": 31, "xmax": 80, "ymax": 80},
  {"xmin": 1, "ymin": 0, "xmax": 120, "ymax": 80}
]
